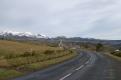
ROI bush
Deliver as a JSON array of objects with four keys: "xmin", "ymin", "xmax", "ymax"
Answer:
[
  {"xmin": 4, "ymin": 53, "xmax": 18, "ymax": 59},
  {"xmin": 4, "ymin": 51, "xmax": 38, "ymax": 59},
  {"xmin": 96, "ymin": 43, "xmax": 103, "ymax": 51},
  {"xmin": 44, "ymin": 50, "xmax": 54, "ymax": 55},
  {"xmin": 20, "ymin": 52, "xmax": 31, "ymax": 57},
  {"xmin": 48, "ymin": 43, "xmax": 58, "ymax": 47},
  {"xmin": 20, "ymin": 51, "xmax": 38, "ymax": 57},
  {"xmin": 55, "ymin": 50, "xmax": 64, "ymax": 53},
  {"xmin": 68, "ymin": 50, "xmax": 74, "ymax": 54},
  {"xmin": 111, "ymin": 51, "xmax": 115, "ymax": 54},
  {"xmin": 111, "ymin": 51, "xmax": 121, "ymax": 57}
]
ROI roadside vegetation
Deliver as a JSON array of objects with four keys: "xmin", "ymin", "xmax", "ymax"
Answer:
[
  {"xmin": 80, "ymin": 43, "xmax": 121, "ymax": 57},
  {"xmin": 0, "ymin": 40, "xmax": 76, "ymax": 80},
  {"xmin": 110, "ymin": 50, "xmax": 121, "ymax": 57},
  {"xmin": 80, "ymin": 42, "xmax": 121, "ymax": 59}
]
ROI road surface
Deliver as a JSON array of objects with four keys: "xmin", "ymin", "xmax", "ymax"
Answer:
[{"xmin": 14, "ymin": 51, "xmax": 121, "ymax": 80}]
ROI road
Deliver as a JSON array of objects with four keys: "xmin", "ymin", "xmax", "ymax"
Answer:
[{"xmin": 14, "ymin": 51, "xmax": 121, "ymax": 80}]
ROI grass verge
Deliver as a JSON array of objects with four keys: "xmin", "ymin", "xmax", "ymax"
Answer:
[
  {"xmin": 24, "ymin": 52, "xmax": 77, "ymax": 71},
  {"xmin": 0, "ymin": 69, "xmax": 23, "ymax": 80},
  {"xmin": 0, "ymin": 40, "xmax": 77, "ymax": 79},
  {"xmin": 103, "ymin": 52, "xmax": 121, "ymax": 61}
]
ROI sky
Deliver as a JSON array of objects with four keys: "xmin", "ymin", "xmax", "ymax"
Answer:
[{"xmin": 0, "ymin": 0, "xmax": 121, "ymax": 40}]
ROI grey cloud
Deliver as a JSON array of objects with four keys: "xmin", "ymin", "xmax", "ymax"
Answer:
[{"xmin": 0, "ymin": 0, "xmax": 121, "ymax": 39}]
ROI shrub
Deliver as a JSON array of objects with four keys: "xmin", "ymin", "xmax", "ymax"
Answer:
[
  {"xmin": 111, "ymin": 51, "xmax": 115, "ymax": 54},
  {"xmin": 111, "ymin": 51, "xmax": 121, "ymax": 57},
  {"xmin": 48, "ymin": 43, "xmax": 58, "ymax": 47},
  {"xmin": 57, "ymin": 50, "xmax": 64, "ymax": 53},
  {"xmin": 20, "ymin": 51, "xmax": 38, "ymax": 57},
  {"xmin": 67, "ymin": 50, "xmax": 73, "ymax": 54},
  {"xmin": 4, "ymin": 53, "xmax": 18, "ymax": 59},
  {"xmin": 44, "ymin": 50, "xmax": 54, "ymax": 55},
  {"xmin": 115, "ymin": 52, "xmax": 121, "ymax": 57},
  {"xmin": 20, "ymin": 52, "xmax": 31, "ymax": 57},
  {"xmin": 31, "ymin": 51, "xmax": 36, "ymax": 56},
  {"xmin": 96, "ymin": 43, "xmax": 103, "ymax": 51}
]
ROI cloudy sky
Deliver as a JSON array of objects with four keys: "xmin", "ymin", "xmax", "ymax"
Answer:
[{"xmin": 0, "ymin": 0, "xmax": 121, "ymax": 40}]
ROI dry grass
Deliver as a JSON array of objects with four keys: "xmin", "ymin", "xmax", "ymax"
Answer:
[
  {"xmin": 0, "ymin": 40, "xmax": 76, "ymax": 79},
  {"xmin": 0, "ymin": 40, "xmax": 60, "ymax": 55},
  {"xmin": 104, "ymin": 52, "xmax": 121, "ymax": 61}
]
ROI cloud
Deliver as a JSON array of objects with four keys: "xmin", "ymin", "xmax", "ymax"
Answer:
[{"xmin": 0, "ymin": 0, "xmax": 121, "ymax": 40}]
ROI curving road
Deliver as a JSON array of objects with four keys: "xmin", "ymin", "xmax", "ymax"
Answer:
[{"xmin": 14, "ymin": 51, "xmax": 121, "ymax": 80}]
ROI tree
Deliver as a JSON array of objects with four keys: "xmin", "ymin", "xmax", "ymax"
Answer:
[
  {"xmin": 119, "ymin": 47, "xmax": 121, "ymax": 51},
  {"xmin": 96, "ymin": 43, "xmax": 103, "ymax": 51}
]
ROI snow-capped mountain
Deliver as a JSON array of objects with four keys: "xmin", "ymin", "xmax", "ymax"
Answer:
[
  {"xmin": 37, "ymin": 34, "xmax": 48, "ymax": 38},
  {"xmin": 0, "ymin": 31, "xmax": 48, "ymax": 39}
]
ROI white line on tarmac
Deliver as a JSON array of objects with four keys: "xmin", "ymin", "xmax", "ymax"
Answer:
[
  {"xmin": 75, "ymin": 65, "xmax": 84, "ymax": 71},
  {"xmin": 59, "ymin": 73, "xmax": 72, "ymax": 80},
  {"xmin": 85, "ymin": 61, "xmax": 89, "ymax": 64}
]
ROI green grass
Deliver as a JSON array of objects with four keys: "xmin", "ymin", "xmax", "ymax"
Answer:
[
  {"xmin": 0, "ymin": 69, "xmax": 22, "ymax": 80},
  {"xmin": 0, "ymin": 40, "xmax": 76, "ymax": 79}
]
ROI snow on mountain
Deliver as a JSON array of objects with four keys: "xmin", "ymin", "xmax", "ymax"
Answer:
[
  {"xmin": 37, "ymin": 34, "xmax": 48, "ymax": 39},
  {"xmin": 16, "ymin": 32, "xmax": 33, "ymax": 37},
  {"xmin": 0, "ymin": 31, "xmax": 48, "ymax": 39}
]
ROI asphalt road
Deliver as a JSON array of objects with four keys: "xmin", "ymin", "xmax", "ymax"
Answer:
[{"xmin": 14, "ymin": 51, "xmax": 121, "ymax": 80}]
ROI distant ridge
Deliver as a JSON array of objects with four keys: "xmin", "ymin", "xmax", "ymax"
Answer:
[
  {"xmin": 0, "ymin": 31, "xmax": 121, "ymax": 47},
  {"xmin": 0, "ymin": 31, "xmax": 48, "ymax": 39}
]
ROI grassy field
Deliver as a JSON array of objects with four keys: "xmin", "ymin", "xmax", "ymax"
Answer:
[{"xmin": 0, "ymin": 40, "xmax": 76, "ymax": 80}]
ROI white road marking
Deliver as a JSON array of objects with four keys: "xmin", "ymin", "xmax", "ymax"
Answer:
[
  {"xmin": 75, "ymin": 65, "xmax": 84, "ymax": 71},
  {"xmin": 59, "ymin": 53, "xmax": 96, "ymax": 80},
  {"xmin": 85, "ymin": 61, "xmax": 89, "ymax": 64},
  {"xmin": 59, "ymin": 73, "xmax": 72, "ymax": 80}
]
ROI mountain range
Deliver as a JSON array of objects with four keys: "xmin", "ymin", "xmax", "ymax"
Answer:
[
  {"xmin": 0, "ymin": 31, "xmax": 48, "ymax": 39},
  {"xmin": 0, "ymin": 31, "xmax": 121, "ymax": 48}
]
